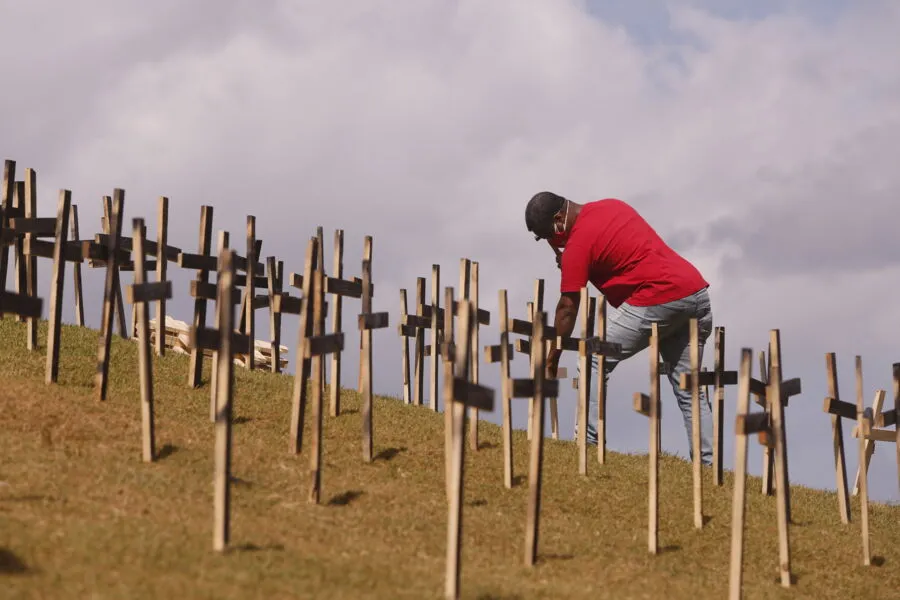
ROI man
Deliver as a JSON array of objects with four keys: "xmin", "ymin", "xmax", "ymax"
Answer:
[{"xmin": 524, "ymin": 191, "xmax": 714, "ymax": 465}]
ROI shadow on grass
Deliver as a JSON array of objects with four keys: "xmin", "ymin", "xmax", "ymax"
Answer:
[
  {"xmin": 328, "ymin": 490, "xmax": 364, "ymax": 506},
  {"xmin": 872, "ymin": 556, "xmax": 886, "ymax": 567},
  {"xmin": 659, "ymin": 545, "xmax": 681, "ymax": 554},
  {"xmin": 512, "ymin": 475, "xmax": 526, "ymax": 487},
  {"xmin": 233, "ymin": 416, "xmax": 253, "ymax": 425},
  {"xmin": 235, "ymin": 543, "xmax": 285, "ymax": 553},
  {"xmin": 478, "ymin": 442, "xmax": 497, "ymax": 450},
  {"xmin": 702, "ymin": 515, "xmax": 713, "ymax": 526},
  {"xmin": 773, "ymin": 573, "xmax": 801, "ymax": 585},
  {"xmin": 541, "ymin": 553, "xmax": 575, "ymax": 562},
  {"xmin": 157, "ymin": 444, "xmax": 178, "ymax": 460},
  {"xmin": 0, "ymin": 548, "xmax": 30, "ymax": 575},
  {"xmin": 375, "ymin": 447, "xmax": 407, "ymax": 462},
  {"xmin": 468, "ymin": 499, "xmax": 488, "ymax": 507}
]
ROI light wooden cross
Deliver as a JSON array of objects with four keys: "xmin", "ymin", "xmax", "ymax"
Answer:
[
  {"xmin": 125, "ymin": 218, "xmax": 173, "ymax": 463},
  {"xmin": 91, "ymin": 195, "xmax": 129, "ymax": 339},
  {"xmin": 1, "ymin": 170, "xmax": 59, "ymax": 351},
  {"xmin": 94, "ymin": 190, "xmax": 129, "ymax": 401},
  {"xmin": 824, "ymin": 355, "xmax": 888, "ymax": 566},
  {"xmin": 69, "ymin": 203, "xmax": 85, "ymax": 327},
  {"xmin": 0, "ymin": 159, "xmax": 15, "ymax": 293},
  {"xmin": 358, "ymin": 239, "xmax": 390, "ymax": 463},
  {"xmin": 849, "ymin": 365, "xmax": 898, "ymax": 497},
  {"xmin": 265, "ymin": 256, "xmax": 292, "ymax": 373},
  {"xmin": 444, "ymin": 298, "xmax": 494, "ymax": 600},
  {"xmin": 678, "ymin": 320, "xmax": 738, "ymax": 529},
  {"xmin": 188, "ymin": 248, "xmax": 246, "ymax": 552},
  {"xmin": 289, "ymin": 231, "xmax": 372, "ymax": 417},
  {"xmin": 303, "ymin": 268, "xmax": 345, "ymax": 504},
  {"xmin": 575, "ymin": 288, "xmax": 596, "ymax": 475},
  {"xmin": 570, "ymin": 292, "xmax": 610, "ymax": 464},
  {"xmin": 397, "ymin": 276, "xmax": 433, "ymax": 408},
  {"xmin": 483, "ymin": 289, "xmax": 516, "ymax": 488},
  {"xmin": 822, "ymin": 352, "xmax": 853, "ymax": 524},
  {"xmin": 732, "ymin": 330, "xmax": 798, "ymax": 588},
  {"xmin": 506, "ymin": 310, "xmax": 559, "ymax": 567},
  {"xmin": 728, "ymin": 347, "xmax": 754, "ymax": 600},
  {"xmin": 633, "ymin": 322, "xmax": 662, "ymax": 554},
  {"xmin": 289, "ymin": 236, "xmax": 320, "ymax": 455},
  {"xmin": 183, "ymin": 205, "xmax": 214, "ymax": 389}
]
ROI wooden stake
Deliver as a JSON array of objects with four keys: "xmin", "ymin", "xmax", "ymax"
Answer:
[
  {"xmin": 768, "ymin": 330, "xmax": 792, "ymax": 587},
  {"xmin": 94, "ymin": 191, "xmax": 124, "ymax": 399},
  {"xmin": 468, "ymin": 261, "xmax": 480, "ymax": 450},
  {"xmin": 712, "ymin": 327, "xmax": 725, "ymax": 485},
  {"xmin": 266, "ymin": 257, "xmax": 284, "ymax": 373},
  {"xmin": 443, "ymin": 286, "xmax": 456, "ymax": 502},
  {"xmin": 577, "ymin": 288, "xmax": 593, "ymax": 476},
  {"xmin": 45, "ymin": 190, "xmax": 72, "ymax": 385},
  {"xmin": 188, "ymin": 206, "xmax": 214, "ymax": 388},
  {"xmin": 413, "ymin": 277, "xmax": 426, "ymax": 406},
  {"xmin": 155, "ymin": 197, "xmax": 168, "ymax": 356},
  {"xmin": 596, "ymin": 295, "xmax": 608, "ymax": 464},
  {"xmin": 728, "ymin": 348, "xmax": 754, "ymax": 600},
  {"xmin": 24, "ymin": 170, "xmax": 41, "ymax": 346},
  {"xmin": 329, "ymin": 229, "xmax": 344, "ymax": 415},
  {"xmin": 212, "ymin": 249, "xmax": 236, "ymax": 551},
  {"xmin": 430, "ymin": 265, "xmax": 442, "ymax": 411},
  {"xmin": 633, "ymin": 322, "xmax": 661, "ymax": 554},
  {"xmin": 358, "ymin": 237, "xmax": 389, "ymax": 462},
  {"xmin": 400, "ymin": 288, "xmax": 411, "ymax": 404},
  {"xmin": 852, "ymin": 388, "xmax": 885, "ymax": 496},
  {"xmin": 13, "ymin": 182, "xmax": 26, "ymax": 321},
  {"xmin": 443, "ymin": 298, "xmax": 494, "ymax": 600},
  {"xmin": 855, "ymin": 356, "xmax": 871, "ymax": 567},
  {"xmin": 690, "ymin": 319, "xmax": 703, "ymax": 529},
  {"xmin": 525, "ymin": 311, "xmax": 549, "ymax": 566},
  {"xmin": 127, "ymin": 218, "xmax": 172, "ymax": 462},
  {"xmin": 210, "ymin": 231, "xmax": 229, "ymax": 421},
  {"xmin": 0, "ymin": 159, "xmax": 15, "ymax": 292},
  {"xmin": 69, "ymin": 202, "xmax": 84, "ymax": 328},
  {"xmin": 289, "ymin": 237, "xmax": 318, "ymax": 454}
]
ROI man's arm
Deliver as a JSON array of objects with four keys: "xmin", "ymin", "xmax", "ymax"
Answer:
[{"xmin": 546, "ymin": 291, "xmax": 580, "ymax": 377}]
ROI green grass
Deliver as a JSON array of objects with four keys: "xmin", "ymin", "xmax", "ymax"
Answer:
[{"xmin": 1, "ymin": 316, "xmax": 898, "ymax": 599}]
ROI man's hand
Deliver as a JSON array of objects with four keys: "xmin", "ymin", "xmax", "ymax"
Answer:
[{"xmin": 546, "ymin": 348, "xmax": 561, "ymax": 379}]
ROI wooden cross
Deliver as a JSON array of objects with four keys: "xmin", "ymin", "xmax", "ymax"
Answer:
[
  {"xmin": 0, "ymin": 288, "xmax": 42, "ymax": 325},
  {"xmin": 733, "ymin": 330, "xmax": 797, "ymax": 587},
  {"xmin": 824, "ymin": 355, "xmax": 888, "ymax": 566},
  {"xmin": 304, "ymin": 268, "xmax": 345, "ymax": 504},
  {"xmin": 0, "ymin": 170, "xmax": 57, "ymax": 351},
  {"xmin": 506, "ymin": 310, "xmax": 559, "ymax": 566},
  {"xmin": 94, "ymin": 195, "xmax": 129, "ymax": 339},
  {"xmin": 188, "ymin": 248, "xmax": 248, "ymax": 552},
  {"xmin": 678, "ymin": 321, "xmax": 738, "ymax": 528},
  {"xmin": 125, "ymin": 218, "xmax": 173, "ymax": 463},
  {"xmin": 399, "ymin": 272, "xmax": 443, "ymax": 410},
  {"xmin": 708, "ymin": 327, "xmax": 738, "ymax": 485},
  {"xmin": 849, "ymin": 366, "xmax": 897, "ymax": 496},
  {"xmin": 444, "ymin": 298, "xmax": 495, "ymax": 600},
  {"xmin": 69, "ymin": 203, "xmax": 85, "ymax": 327},
  {"xmin": 0, "ymin": 159, "xmax": 16, "ymax": 293},
  {"xmin": 575, "ymin": 287, "xmax": 596, "ymax": 475},
  {"xmin": 822, "ymin": 352, "xmax": 852, "ymax": 524},
  {"xmin": 397, "ymin": 277, "xmax": 431, "ymax": 406},
  {"xmin": 633, "ymin": 322, "xmax": 662, "ymax": 554},
  {"xmin": 289, "ymin": 230, "xmax": 372, "ymax": 417},
  {"xmin": 184, "ymin": 205, "xmax": 214, "ymax": 389},
  {"xmin": 728, "ymin": 347, "xmax": 754, "ymax": 600},
  {"xmin": 483, "ymin": 289, "xmax": 516, "ymax": 488},
  {"xmin": 289, "ymin": 236, "xmax": 319, "ymax": 455},
  {"xmin": 264, "ymin": 256, "xmax": 290, "ymax": 373},
  {"xmin": 358, "ymin": 237, "xmax": 390, "ymax": 463},
  {"xmin": 94, "ymin": 190, "xmax": 127, "ymax": 401}
]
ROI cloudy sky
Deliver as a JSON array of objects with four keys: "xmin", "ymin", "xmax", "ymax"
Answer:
[{"xmin": 2, "ymin": 0, "xmax": 899, "ymax": 504}]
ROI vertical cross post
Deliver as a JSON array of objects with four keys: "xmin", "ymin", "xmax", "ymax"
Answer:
[
  {"xmin": 187, "ymin": 206, "xmax": 214, "ymax": 388},
  {"xmin": 155, "ymin": 197, "xmax": 169, "ymax": 356},
  {"xmin": 94, "ymin": 190, "xmax": 124, "ymax": 400},
  {"xmin": 46, "ymin": 190, "xmax": 72, "ymax": 385},
  {"xmin": 289, "ymin": 237, "xmax": 318, "ymax": 454},
  {"xmin": 728, "ymin": 348, "xmax": 756, "ymax": 600}
]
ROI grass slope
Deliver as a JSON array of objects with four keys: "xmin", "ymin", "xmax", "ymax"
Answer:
[{"xmin": 0, "ymin": 316, "xmax": 898, "ymax": 599}]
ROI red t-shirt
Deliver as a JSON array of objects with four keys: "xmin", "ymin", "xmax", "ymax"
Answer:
[{"xmin": 559, "ymin": 199, "xmax": 708, "ymax": 308}]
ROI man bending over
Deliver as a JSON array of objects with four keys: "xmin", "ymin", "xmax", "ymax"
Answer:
[{"xmin": 524, "ymin": 191, "xmax": 714, "ymax": 465}]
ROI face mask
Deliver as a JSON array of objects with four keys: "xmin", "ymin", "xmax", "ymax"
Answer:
[{"xmin": 549, "ymin": 200, "xmax": 570, "ymax": 247}]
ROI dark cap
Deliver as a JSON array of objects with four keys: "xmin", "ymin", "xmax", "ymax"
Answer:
[{"xmin": 525, "ymin": 191, "xmax": 566, "ymax": 239}]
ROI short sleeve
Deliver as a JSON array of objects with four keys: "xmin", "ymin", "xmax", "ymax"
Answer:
[{"xmin": 560, "ymin": 243, "xmax": 590, "ymax": 293}]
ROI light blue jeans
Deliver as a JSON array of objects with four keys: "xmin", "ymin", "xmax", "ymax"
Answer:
[{"xmin": 577, "ymin": 287, "xmax": 714, "ymax": 465}]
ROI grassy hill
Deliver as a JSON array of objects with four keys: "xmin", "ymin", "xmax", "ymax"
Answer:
[{"xmin": 1, "ymin": 316, "xmax": 898, "ymax": 599}]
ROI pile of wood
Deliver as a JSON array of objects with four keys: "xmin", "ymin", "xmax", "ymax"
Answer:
[{"xmin": 147, "ymin": 315, "xmax": 288, "ymax": 371}]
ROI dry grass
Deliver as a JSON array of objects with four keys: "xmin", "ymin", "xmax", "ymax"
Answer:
[{"xmin": 1, "ymin": 315, "xmax": 898, "ymax": 599}]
